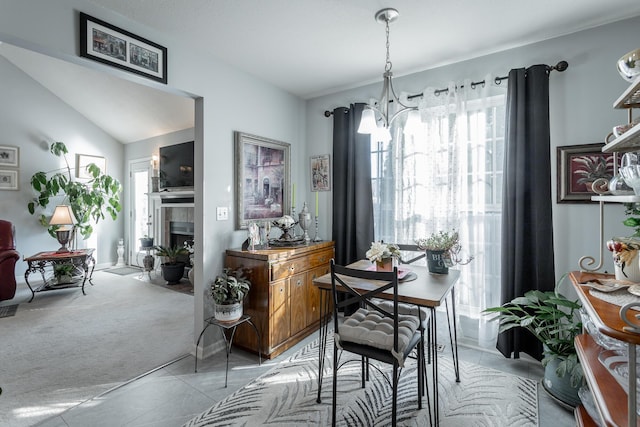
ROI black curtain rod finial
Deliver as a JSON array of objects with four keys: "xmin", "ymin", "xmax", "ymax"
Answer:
[{"xmin": 324, "ymin": 110, "xmax": 332, "ymax": 117}]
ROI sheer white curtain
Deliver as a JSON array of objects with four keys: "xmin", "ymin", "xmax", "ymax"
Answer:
[{"xmin": 371, "ymin": 77, "xmax": 506, "ymax": 347}]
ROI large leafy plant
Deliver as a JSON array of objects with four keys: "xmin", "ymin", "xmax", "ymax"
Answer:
[
  {"xmin": 484, "ymin": 283, "xmax": 583, "ymax": 387},
  {"xmin": 27, "ymin": 142, "xmax": 122, "ymax": 240}
]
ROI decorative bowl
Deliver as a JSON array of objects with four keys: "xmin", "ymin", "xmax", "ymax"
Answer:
[
  {"xmin": 272, "ymin": 215, "xmax": 298, "ymax": 241},
  {"xmin": 617, "ymin": 48, "xmax": 640, "ymax": 82}
]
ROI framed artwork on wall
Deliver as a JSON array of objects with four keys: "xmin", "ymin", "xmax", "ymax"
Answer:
[
  {"xmin": 234, "ymin": 132, "xmax": 291, "ymax": 230},
  {"xmin": 0, "ymin": 170, "xmax": 18, "ymax": 190},
  {"xmin": 557, "ymin": 143, "xmax": 614, "ymax": 203},
  {"xmin": 0, "ymin": 145, "xmax": 19, "ymax": 167},
  {"xmin": 76, "ymin": 154, "xmax": 106, "ymax": 179},
  {"xmin": 310, "ymin": 154, "xmax": 331, "ymax": 192},
  {"xmin": 79, "ymin": 12, "xmax": 168, "ymax": 84}
]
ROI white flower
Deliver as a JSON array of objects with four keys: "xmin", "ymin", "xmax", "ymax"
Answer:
[{"xmin": 366, "ymin": 241, "xmax": 401, "ymax": 263}]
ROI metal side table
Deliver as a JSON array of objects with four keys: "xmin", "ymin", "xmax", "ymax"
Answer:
[{"xmin": 195, "ymin": 315, "xmax": 261, "ymax": 387}]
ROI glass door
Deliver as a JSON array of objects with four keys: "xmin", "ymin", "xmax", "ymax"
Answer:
[{"xmin": 129, "ymin": 159, "xmax": 152, "ymax": 266}]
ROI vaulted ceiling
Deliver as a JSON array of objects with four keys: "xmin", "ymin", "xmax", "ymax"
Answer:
[{"xmin": 3, "ymin": 0, "xmax": 640, "ymax": 143}]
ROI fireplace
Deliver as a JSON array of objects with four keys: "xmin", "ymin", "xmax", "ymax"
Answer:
[{"xmin": 169, "ymin": 221, "xmax": 194, "ymax": 271}]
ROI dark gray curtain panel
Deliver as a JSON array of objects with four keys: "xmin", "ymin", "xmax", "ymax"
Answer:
[
  {"xmin": 497, "ymin": 65, "xmax": 556, "ymax": 361},
  {"xmin": 331, "ymin": 104, "xmax": 374, "ymax": 266}
]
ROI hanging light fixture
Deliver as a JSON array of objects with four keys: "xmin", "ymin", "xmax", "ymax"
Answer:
[{"xmin": 358, "ymin": 8, "xmax": 419, "ymax": 140}]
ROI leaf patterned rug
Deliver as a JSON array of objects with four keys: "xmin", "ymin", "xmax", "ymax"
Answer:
[{"xmin": 184, "ymin": 336, "xmax": 538, "ymax": 427}]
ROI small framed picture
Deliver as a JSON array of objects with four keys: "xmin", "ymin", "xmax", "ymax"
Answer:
[
  {"xmin": 310, "ymin": 154, "xmax": 331, "ymax": 192},
  {"xmin": 0, "ymin": 170, "xmax": 18, "ymax": 190},
  {"xmin": 557, "ymin": 143, "xmax": 614, "ymax": 203},
  {"xmin": 79, "ymin": 12, "xmax": 168, "ymax": 84},
  {"xmin": 0, "ymin": 145, "xmax": 19, "ymax": 167},
  {"xmin": 76, "ymin": 154, "xmax": 106, "ymax": 179}
]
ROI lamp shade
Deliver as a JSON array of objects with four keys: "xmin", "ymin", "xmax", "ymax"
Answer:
[
  {"xmin": 357, "ymin": 109, "xmax": 378, "ymax": 134},
  {"xmin": 49, "ymin": 205, "xmax": 77, "ymax": 226},
  {"xmin": 403, "ymin": 110, "xmax": 422, "ymax": 137}
]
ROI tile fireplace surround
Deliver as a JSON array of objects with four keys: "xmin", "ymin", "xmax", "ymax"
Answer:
[{"xmin": 151, "ymin": 191, "xmax": 194, "ymax": 248}]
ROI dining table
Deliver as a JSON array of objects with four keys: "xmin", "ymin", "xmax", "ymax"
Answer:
[{"xmin": 312, "ymin": 259, "xmax": 461, "ymax": 425}]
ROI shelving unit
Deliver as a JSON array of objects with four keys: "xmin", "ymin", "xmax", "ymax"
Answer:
[{"xmin": 574, "ymin": 74, "xmax": 640, "ymax": 426}]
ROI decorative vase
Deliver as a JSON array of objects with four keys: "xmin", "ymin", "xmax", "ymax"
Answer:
[
  {"xmin": 614, "ymin": 249, "xmax": 640, "ymax": 282},
  {"xmin": 214, "ymin": 302, "xmax": 243, "ymax": 322},
  {"xmin": 375, "ymin": 258, "xmax": 394, "ymax": 272},
  {"xmin": 426, "ymin": 250, "xmax": 449, "ymax": 274},
  {"xmin": 542, "ymin": 356, "xmax": 580, "ymax": 407},
  {"xmin": 161, "ymin": 262, "xmax": 185, "ymax": 285}
]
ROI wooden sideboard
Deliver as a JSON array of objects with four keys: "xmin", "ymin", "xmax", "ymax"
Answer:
[{"xmin": 224, "ymin": 241, "xmax": 334, "ymax": 359}]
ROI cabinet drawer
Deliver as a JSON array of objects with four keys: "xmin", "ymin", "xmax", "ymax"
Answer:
[{"xmin": 270, "ymin": 248, "xmax": 333, "ymax": 281}]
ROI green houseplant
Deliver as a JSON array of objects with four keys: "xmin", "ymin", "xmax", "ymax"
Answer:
[
  {"xmin": 211, "ymin": 268, "xmax": 251, "ymax": 321},
  {"xmin": 484, "ymin": 281, "xmax": 583, "ymax": 406},
  {"xmin": 53, "ymin": 263, "xmax": 76, "ymax": 284},
  {"xmin": 415, "ymin": 230, "xmax": 473, "ymax": 273},
  {"xmin": 155, "ymin": 244, "xmax": 189, "ymax": 285},
  {"xmin": 27, "ymin": 142, "xmax": 122, "ymax": 241}
]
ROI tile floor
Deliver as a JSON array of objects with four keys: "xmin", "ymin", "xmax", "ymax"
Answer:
[{"xmin": 34, "ymin": 311, "xmax": 574, "ymax": 427}]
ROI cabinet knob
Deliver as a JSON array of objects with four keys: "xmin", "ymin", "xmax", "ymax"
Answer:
[
  {"xmin": 289, "ymin": 266, "xmax": 295, "ymax": 272},
  {"xmin": 296, "ymin": 279, "xmax": 302, "ymax": 287}
]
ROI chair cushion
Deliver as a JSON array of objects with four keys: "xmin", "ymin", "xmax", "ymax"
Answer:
[
  {"xmin": 376, "ymin": 300, "xmax": 430, "ymax": 329},
  {"xmin": 337, "ymin": 308, "xmax": 420, "ymax": 365}
]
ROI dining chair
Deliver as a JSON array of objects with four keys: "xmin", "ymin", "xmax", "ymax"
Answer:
[
  {"xmin": 329, "ymin": 260, "xmax": 427, "ymax": 427},
  {"xmin": 393, "ymin": 243, "xmax": 461, "ymax": 382}
]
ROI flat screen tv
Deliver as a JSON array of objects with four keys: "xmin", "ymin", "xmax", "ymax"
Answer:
[{"xmin": 159, "ymin": 141, "xmax": 194, "ymax": 191}]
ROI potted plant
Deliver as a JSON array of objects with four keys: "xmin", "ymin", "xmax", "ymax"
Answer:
[
  {"xmin": 483, "ymin": 281, "xmax": 583, "ymax": 407},
  {"xmin": 211, "ymin": 268, "xmax": 251, "ymax": 321},
  {"xmin": 155, "ymin": 244, "xmax": 189, "ymax": 285},
  {"xmin": 53, "ymin": 263, "xmax": 76, "ymax": 284},
  {"xmin": 27, "ymin": 142, "xmax": 122, "ymax": 242},
  {"xmin": 365, "ymin": 241, "xmax": 401, "ymax": 271},
  {"xmin": 415, "ymin": 230, "xmax": 473, "ymax": 274}
]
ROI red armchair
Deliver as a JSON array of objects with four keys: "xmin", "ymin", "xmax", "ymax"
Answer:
[{"xmin": 0, "ymin": 220, "xmax": 20, "ymax": 301}]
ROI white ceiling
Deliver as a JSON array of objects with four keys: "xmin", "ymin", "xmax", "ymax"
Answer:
[{"xmin": 3, "ymin": 0, "xmax": 640, "ymax": 143}]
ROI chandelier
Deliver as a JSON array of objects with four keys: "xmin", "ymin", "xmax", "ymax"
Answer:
[{"xmin": 357, "ymin": 8, "xmax": 421, "ymax": 142}]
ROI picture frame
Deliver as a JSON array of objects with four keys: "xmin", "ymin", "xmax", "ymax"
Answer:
[
  {"xmin": 234, "ymin": 131, "xmax": 290, "ymax": 230},
  {"xmin": 0, "ymin": 145, "xmax": 19, "ymax": 167},
  {"xmin": 76, "ymin": 154, "xmax": 106, "ymax": 179},
  {"xmin": 0, "ymin": 170, "xmax": 18, "ymax": 190},
  {"xmin": 79, "ymin": 12, "xmax": 168, "ymax": 84},
  {"xmin": 310, "ymin": 154, "xmax": 331, "ymax": 192},
  {"xmin": 557, "ymin": 143, "xmax": 614, "ymax": 203}
]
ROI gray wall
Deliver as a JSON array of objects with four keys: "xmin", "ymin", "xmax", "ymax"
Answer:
[
  {"xmin": 0, "ymin": 0, "xmax": 306, "ymax": 346},
  {"xmin": 306, "ymin": 15, "xmax": 640, "ymax": 284},
  {"xmin": 0, "ymin": 55, "xmax": 124, "ymax": 277}
]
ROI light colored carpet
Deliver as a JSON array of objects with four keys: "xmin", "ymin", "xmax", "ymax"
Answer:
[
  {"xmin": 0, "ymin": 271, "xmax": 194, "ymax": 427},
  {"xmin": 185, "ymin": 335, "xmax": 538, "ymax": 427}
]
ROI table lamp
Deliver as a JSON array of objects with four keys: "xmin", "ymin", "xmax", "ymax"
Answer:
[{"xmin": 49, "ymin": 205, "xmax": 76, "ymax": 252}]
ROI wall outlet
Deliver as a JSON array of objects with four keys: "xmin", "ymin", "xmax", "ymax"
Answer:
[{"xmin": 216, "ymin": 207, "xmax": 228, "ymax": 221}]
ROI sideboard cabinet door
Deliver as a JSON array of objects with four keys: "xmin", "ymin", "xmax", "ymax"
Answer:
[{"xmin": 224, "ymin": 241, "xmax": 334, "ymax": 359}]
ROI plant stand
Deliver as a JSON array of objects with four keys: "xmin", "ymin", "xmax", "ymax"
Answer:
[{"xmin": 194, "ymin": 315, "xmax": 261, "ymax": 387}]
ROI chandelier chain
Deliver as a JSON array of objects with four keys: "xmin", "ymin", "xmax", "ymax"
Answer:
[{"xmin": 385, "ymin": 18, "xmax": 392, "ymax": 73}]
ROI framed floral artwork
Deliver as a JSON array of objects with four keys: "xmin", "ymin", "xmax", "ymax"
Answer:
[
  {"xmin": 310, "ymin": 154, "xmax": 331, "ymax": 192},
  {"xmin": 557, "ymin": 143, "xmax": 614, "ymax": 203}
]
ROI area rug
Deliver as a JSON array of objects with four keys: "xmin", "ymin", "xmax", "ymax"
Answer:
[
  {"xmin": 0, "ymin": 304, "xmax": 18, "ymax": 318},
  {"xmin": 0, "ymin": 271, "xmax": 193, "ymax": 427},
  {"xmin": 104, "ymin": 266, "xmax": 142, "ymax": 275},
  {"xmin": 184, "ymin": 336, "xmax": 538, "ymax": 427}
]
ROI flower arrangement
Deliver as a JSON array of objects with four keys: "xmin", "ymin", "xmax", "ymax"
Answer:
[
  {"xmin": 606, "ymin": 237, "xmax": 640, "ymax": 278},
  {"xmin": 415, "ymin": 230, "xmax": 473, "ymax": 266},
  {"xmin": 366, "ymin": 241, "xmax": 401, "ymax": 263}
]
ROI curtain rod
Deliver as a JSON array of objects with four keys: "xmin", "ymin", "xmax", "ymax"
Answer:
[{"xmin": 323, "ymin": 60, "xmax": 568, "ymax": 117}]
